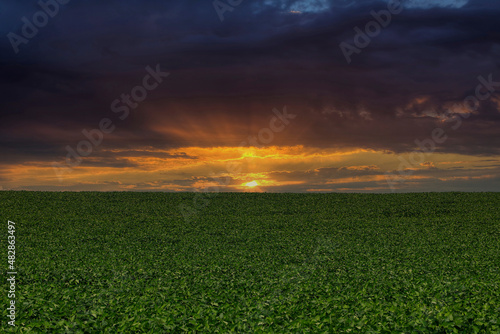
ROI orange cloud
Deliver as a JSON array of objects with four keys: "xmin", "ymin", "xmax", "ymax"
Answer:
[{"xmin": 2, "ymin": 146, "xmax": 500, "ymax": 192}]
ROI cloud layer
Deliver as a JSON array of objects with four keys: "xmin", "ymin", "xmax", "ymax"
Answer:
[{"xmin": 1, "ymin": 0, "xmax": 499, "ymax": 191}]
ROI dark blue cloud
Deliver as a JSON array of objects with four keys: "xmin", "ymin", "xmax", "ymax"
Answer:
[{"xmin": 1, "ymin": 0, "xmax": 500, "ymax": 163}]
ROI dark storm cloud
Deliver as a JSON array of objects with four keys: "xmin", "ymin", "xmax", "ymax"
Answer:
[{"xmin": 1, "ymin": 0, "xmax": 500, "ymax": 167}]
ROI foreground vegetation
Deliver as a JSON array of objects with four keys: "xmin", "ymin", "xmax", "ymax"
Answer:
[{"xmin": 1, "ymin": 192, "xmax": 500, "ymax": 333}]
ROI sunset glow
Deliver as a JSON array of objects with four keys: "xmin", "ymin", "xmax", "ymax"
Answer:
[{"xmin": 244, "ymin": 181, "xmax": 259, "ymax": 188}]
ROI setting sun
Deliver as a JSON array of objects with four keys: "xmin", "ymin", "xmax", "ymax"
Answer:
[{"xmin": 244, "ymin": 181, "xmax": 259, "ymax": 188}]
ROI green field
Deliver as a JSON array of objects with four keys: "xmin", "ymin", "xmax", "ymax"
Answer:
[{"xmin": 1, "ymin": 192, "xmax": 500, "ymax": 333}]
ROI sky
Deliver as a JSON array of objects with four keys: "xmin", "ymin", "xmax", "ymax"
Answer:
[{"xmin": 0, "ymin": 0, "xmax": 499, "ymax": 192}]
